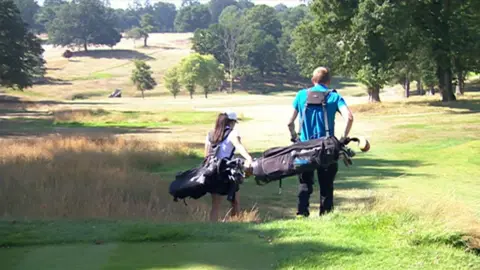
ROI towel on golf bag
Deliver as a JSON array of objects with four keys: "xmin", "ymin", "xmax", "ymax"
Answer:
[
  {"xmin": 252, "ymin": 137, "xmax": 357, "ymax": 185},
  {"xmin": 169, "ymin": 158, "xmax": 246, "ymax": 203}
]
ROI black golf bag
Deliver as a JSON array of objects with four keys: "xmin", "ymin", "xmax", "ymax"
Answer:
[
  {"xmin": 169, "ymin": 128, "xmax": 246, "ymax": 202},
  {"xmin": 252, "ymin": 89, "xmax": 356, "ymax": 186}
]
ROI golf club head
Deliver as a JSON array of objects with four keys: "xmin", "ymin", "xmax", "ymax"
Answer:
[{"xmin": 358, "ymin": 136, "xmax": 370, "ymax": 152}]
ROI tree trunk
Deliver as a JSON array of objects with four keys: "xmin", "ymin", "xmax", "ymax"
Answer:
[
  {"xmin": 429, "ymin": 85, "xmax": 435, "ymax": 95},
  {"xmin": 190, "ymin": 91, "xmax": 193, "ymax": 99},
  {"xmin": 229, "ymin": 75, "xmax": 234, "ymax": 93},
  {"xmin": 442, "ymin": 69, "xmax": 456, "ymax": 102},
  {"xmin": 204, "ymin": 91, "xmax": 208, "ymax": 98},
  {"xmin": 144, "ymin": 36, "xmax": 148, "ymax": 47},
  {"xmin": 141, "ymin": 89, "xmax": 144, "ymax": 99},
  {"xmin": 84, "ymin": 41, "xmax": 88, "ymax": 52},
  {"xmin": 416, "ymin": 79, "xmax": 424, "ymax": 95},
  {"xmin": 368, "ymin": 86, "xmax": 381, "ymax": 103},
  {"xmin": 455, "ymin": 71, "xmax": 464, "ymax": 95},
  {"xmin": 404, "ymin": 78, "xmax": 410, "ymax": 98}
]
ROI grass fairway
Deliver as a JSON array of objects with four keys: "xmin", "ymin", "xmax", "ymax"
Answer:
[
  {"xmin": 1, "ymin": 41, "xmax": 480, "ymax": 270},
  {"xmin": 1, "ymin": 94, "xmax": 479, "ymax": 269},
  {"xmin": 1, "ymin": 213, "xmax": 479, "ymax": 270}
]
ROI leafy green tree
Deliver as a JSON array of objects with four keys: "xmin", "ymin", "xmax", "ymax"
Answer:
[
  {"xmin": 408, "ymin": 0, "xmax": 480, "ymax": 101},
  {"xmin": 244, "ymin": 29, "xmax": 278, "ymax": 77},
  {"xmin": 164, "ymin": 66, "xmax": 181, "ymax": 98},
  {"xmin": 151, "ymin": 2, "xmax": 176, "ymax": 32},
  {"xmin": 181, "ymin": 0, "xmax": 199, "ymax": 7},
  {"xmin": 13, "ymin": 0, "xmax": 41, "ymax": 32},
  {"xmin": 209, "ymin": 0, "xmax": 236, "ymax": 23},
  {"xmin": 125, "ymin": 27, "xmax": 144, "ymax": 47},
  {"xmin": 0, "ymin": 0, "xmax": 45, "ymax": 89},
  {"xmin": 174, "ymin": 4, "xmax": 211, "ymax": 32},
  {"xmin": 293, "ymin": 0, "xmax": 397, "ymax": 102},
  {"xmin": 47, "ymin": 0, "xmax": 121, "ymax": 51},
  {"xmin": 112, "ymin": 8, "xmax": 140, "ymax": 31},
  {"xmin": 199, "ymin": 54, "xmax": 225, "ymax": 98},
  {"xmin": 131, "ymin": 59, "xmax": 157, "ymax": 99},
  {"xmin": 140, "ymin": 14, "xmax": 154, "ymax": 47},
  {"xmin": 177, "ymin": 53, "xmax": 208, "ymax": 99},
  {"xmin": 217, "ymin": 6, "xmax": 248, "ymax": 92},
  {"xmin": 244, "ymin": 5, "xmax": 282, "ymax": 39},
  {"xmin": 236, "ymin": 0, "xmax": 253, "ymax": 10},
  {"xmin": 276, "ymin": 5, "xmax": 310, "ymax": 76},
  {"xmin": 274, "ymin": 4, "xmax": 288, "ymax": 12}
]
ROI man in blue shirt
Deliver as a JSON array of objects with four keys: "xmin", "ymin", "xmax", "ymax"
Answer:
[{"xmin": 287, "ymin": 67, "xmax": 354, "ymax": 217}]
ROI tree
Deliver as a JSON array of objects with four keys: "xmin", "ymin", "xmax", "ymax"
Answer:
[
  {"xmin": 13, "ymin": 0, "xmax": 41, "ymax": 32},
  {"xmin": 243, "ymin": 29, "xmax": 278, "ymax": 77},
  {"xmin": 209, "ymin": 0, "xmax": 236, "ymax": 23},
  {"xmin": 236, "ymin": 0, "xmax": 253, "ymax": 10},
  {"xmin": 293, "ymin": 0, "xmax": 397, "ymax": 102},
  {"xmin": 47, "ymin": 0, "xmax": 121, "ymax": 52},
  {"xmin": 199, "ymin": 54, "xmax": 225, "ymax": 98},
  {"xmin": 164, "ymin": 66, "xmax": 181, "ymax": 98},
  {"xmin": 140, "ymin": 14, "xmax": 154, "ymax": 47},
  {"xmin": 151, "ymin": 2, "xmax": 176, "ymax": 32},
  {"xmin": 217, "ymin": 6, "xmax": 247, "ymax": 92},
  {"xmin": 131, "ymin": 59, "xmax": 157, "ymax": 99},
  {"xmin": 0, "ymin": 0, "xmax": 45, "ymax": 89},
  {"xmin": 177, "ymin": 53, "xmax": 208, "ymax": 99},
  {"xmin": 274, "ymin": 4, "xmax": 288, "ymax": 12},
  {"xmin": 181, "ymin": 0, "xmax": 199, "ymax": 7},
  {"xmin": 125, "ymin": 27, "xmax": 144, "ymax": 47},
  {"xmin": 244, "ymin": 5, "xmax": 282, "ymax": 39},
  {"xmin": 112, "ymin": 8, "xmax": 139, "ymax": 31},
  {"xmin": 276, "ymin": 5, "xmax": 310, "ymax": 76},
  {"xmin": 174, "ymin": 4, "xmax": 211, "ymax": 32}
]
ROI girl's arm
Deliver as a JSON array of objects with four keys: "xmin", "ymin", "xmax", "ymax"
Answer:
[
  {"xmin": 230, "ymin": 134, "xmax": 253, "ymax": 167},
  {"xmin": 204, "ymin": 134, "xmax": 210, "ymax": 158}
]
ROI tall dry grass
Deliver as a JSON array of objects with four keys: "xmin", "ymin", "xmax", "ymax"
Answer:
[
  {"xmin": 372, "ymin": 191, "xmax": 480, "ymax": 250},
  {"xmin": 0, "ymin": 135, "xmax": 218, "ymax": 222}
]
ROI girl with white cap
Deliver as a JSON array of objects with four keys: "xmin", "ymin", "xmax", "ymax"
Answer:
[{"xmin": 204, "ymin": 110, "xmax": 253, "ymax": 222}]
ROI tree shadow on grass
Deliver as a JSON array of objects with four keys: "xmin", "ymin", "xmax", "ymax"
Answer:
[
  {"xmin": 0, "ymin": 117, "xmax": 174, "ymax": 138},
  {"xmin": 0, "ymin": 94, "xmax": 112, "ymax": 107},
  {"xmin": 0, "ymin": 220, "xmax": 365, "ymax": 270},
  {"xmin": 34, "ymin": 77, "xmax": 72, "ymax": 86},
  {"xmin": 71, "ymin": 49, "xmax": 155, "ymax": 60},
  {"xmin": 148, "ymin": 147, "xmax": 430, "ymax": 220},
  {"xmin": 224, "ymin": 152, "xmax": 430, "ymax": 219},
  {"xmin": 408, "ymin": 98, "xmax": 480, "ymax": 114}
]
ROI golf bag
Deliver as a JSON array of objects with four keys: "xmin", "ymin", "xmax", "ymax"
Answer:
[
  {"xmin": 252, "ymin": 89, "xmax": 355, "ymax": 186},
  {"xmin": 169, "ymin": 129, "xmax": 245, "ymax": 202},
  {"xmin": 109, "ymin": 89, "xmax": 122, "ymax": 98}
]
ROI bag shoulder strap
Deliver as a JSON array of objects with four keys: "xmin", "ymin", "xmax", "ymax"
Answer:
[
  {"xmin": 299, "ymin": 89, "xmax": 334, "ymax": 139},
  {"xmin": 207, "ymin": 128, "xmax": 233, "ymax": 158}
]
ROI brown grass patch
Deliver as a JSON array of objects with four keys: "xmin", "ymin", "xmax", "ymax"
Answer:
[{"xmin": 0, "ymin": 135, "xmax": 214, "ymax": 222}]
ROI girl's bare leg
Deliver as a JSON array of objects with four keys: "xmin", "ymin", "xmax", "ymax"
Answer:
[
  {"xmin": 210, "ymin": 194, "xmax": 221, "ymax": 222},
  {"xmin": 230, "ymin": 192, "xmax": 240, "ymax": 217}
]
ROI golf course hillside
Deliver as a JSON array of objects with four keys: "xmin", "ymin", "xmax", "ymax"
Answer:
[{"xmin": 1, "ymin": 0, "xmax": 480, "ymax": 269}]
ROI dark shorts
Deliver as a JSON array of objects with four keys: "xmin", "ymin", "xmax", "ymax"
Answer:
[{"xmin": 208, "ymin": 180, "xmax": 240, "ymax": 195}]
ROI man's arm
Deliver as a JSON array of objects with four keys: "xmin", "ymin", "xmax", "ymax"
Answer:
[
  {"xmin": 287, "ymin": 108, "xmax": 299, "ymax": 142},
  {"xmin": 338, "ymin": 105, "xmax": 354, "ymax": 138}
]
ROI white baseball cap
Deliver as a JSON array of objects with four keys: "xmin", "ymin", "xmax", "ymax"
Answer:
[{"xmin": 224, "ymin": 110, "xmax": 238, "ymax": 122}]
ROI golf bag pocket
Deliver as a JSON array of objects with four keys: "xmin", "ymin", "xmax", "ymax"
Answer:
[{"xmin": 252, "ymin": 153, "xmax": 295, "ymax": 184}]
